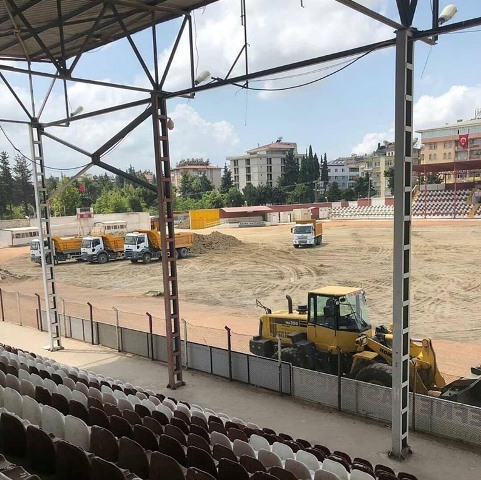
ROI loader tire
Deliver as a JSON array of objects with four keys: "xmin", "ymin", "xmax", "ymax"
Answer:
[
  {"xmin": 355, "ymin": 362, "xmax": 392, "ymax": 387},
  {"xmin": 273, "ymin": 347, "xmax": 307, "ymax": 369}
]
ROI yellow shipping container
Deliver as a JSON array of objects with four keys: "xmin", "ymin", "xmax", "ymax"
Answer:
[{"xmin": 189, "ymin": 209, "xmax": 220, "ymax": 230}]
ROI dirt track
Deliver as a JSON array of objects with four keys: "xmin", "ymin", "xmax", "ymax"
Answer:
[{"xmin": 1, "ymin": 219, "xmax": 480, "ymax": 377}]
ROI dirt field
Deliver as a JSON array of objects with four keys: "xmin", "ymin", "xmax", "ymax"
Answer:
[{"xmin": 1, "ymin": 219, "xmax": 480, "ymax": 377}]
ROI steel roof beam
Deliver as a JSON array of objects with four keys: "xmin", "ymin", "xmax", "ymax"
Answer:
[{"xmin": 333, "ymin": 0, "xmax": 404, "ymax": 30}]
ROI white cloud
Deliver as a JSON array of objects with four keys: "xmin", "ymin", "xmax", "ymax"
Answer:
[
  {"xmin": 351, "ymin": 85, "xmax": 481, "ymax": 154},
  {"xmin": 158, "ymin": 0, "xmax": 392, "ymax": 96}
]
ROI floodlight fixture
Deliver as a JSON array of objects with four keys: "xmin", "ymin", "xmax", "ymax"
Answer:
[{"xmin": 438, "ymin": 4, "xmax": 458, "ymax": 25}]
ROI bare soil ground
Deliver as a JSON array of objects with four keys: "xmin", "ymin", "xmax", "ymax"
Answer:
[{"xmin": 1, "ymin": 219, "xmax": 480, "ymax": 377}]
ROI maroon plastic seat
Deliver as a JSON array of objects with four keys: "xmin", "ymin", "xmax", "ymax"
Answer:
[
  {"xmin": 209, "ymin": 422, "xmax": 227, "ymax": 436},
  {"xmin": 56, "ymin": 440, "xmax": 91, "ymax": 480},
  {"xmin": 69, "ymin": 399, "xmax": 89, "ymax": 424},
  {"xmin": 134, "ymin": 403, "xmax": 151, "ymax": 419},
  {"xmin": 26, "ymin": 425, "xmax": 56, "ymax": 474},
  {"xmin": 268, "ymin": 466, "xmax": 297, "ymax": 480},
  {"xmin": 228, "ymin": 427, "xmax": 248, "ymax": 443},
  {"xmin": 186, "ymin": 445, "xmax": 217, "ymax": 479},
  {"xmin": 117, "ymin": 436, "xmax": 149, "ymax": 479},
  {"xmin": 171, "ymin": 416, "xmax": 190, "ymax": 435},
  {"xmin": 152, "ymin": 410, "xmax": 169, "ymax": 426},
  {"xmin": 0, "ymin": 412, "xmax": 27, "ymax": 457},
  {"xmin": 90, "ymin": 456, "xmax": 128, "ymax": 480},
  {"xmin": 174, "ymin": 409, "xmax": 191, "ymax": 425},
  {"xmin": 123, "ymin": 409, "xmax": 143, "ymax": 426},
  {"xmin": 186, "ymin": 467, "xmax": 216, "ymax": 480},
  {"xmin": 213, "ymin": 443, "xmax": 237, "ymax": 463},
  {"xmin": 218, "ymin": 457, "xmax": 250, "ymax": 480},
  {"xmin": 240, "ymin": 455, "xmax": 267, "ymax": 474},
  {"xmin": 191, "ymin": 415, "xmax": 208, "ymax": 431},
  {"xmin": 159, "ymin": 434, "xmax": 187, "ymax": 467},
  {"xmin": 190, "ymin": 424, "xmax": 210, "ymax": 443},
  {"xmin": 35, "ymin": 385, "xmax": 51, "ymax": 406},
  {"xmin": 149, "ymin": 451, "xmax": 185, "ymax": 480},
  {"xmin": 133, "ymin": 424, "xmax": 159, "ymax": 451},
  {"xmin": 51, "ymin": 392, "xmax": 70, "ymax": 416},
  {"xmin": 188, "ymin": 433, "xmax": 211, "ymax": 454},
  {"xmin": 143, "ymin": 416, "xmax": 163, "ymax": 436},
  {"xmin": 88, "ymin": 396, "xmax": 104, "ymax": 411},
  {"xmin": 90, "ymin": 425, "xmax": 119, "ymax": 462},
  {"xmin": 110, "ymin": 415, "xmax": 133, "ymax": 439},
  {"xmin": 89, "ymin": 406, "xmax": 110, "ymax": 429},
  {"xmin": 165, "ymin": 423, "xmax": 187, "ymax": 446},
  {"xmin": 104, "ymin": 403, "xmax": 122, "ymax": 418}
]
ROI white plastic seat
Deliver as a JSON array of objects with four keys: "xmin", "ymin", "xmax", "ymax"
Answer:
[
  {"xmin": 88, "ymin": 387, "xmax": 103, "ymax": 402},
  {"xmin": 232, "ymin": 439, "xmax": 256, "ymax": 458},
  {"xmin": 162, "ymin": 398, "xmax": 176, "ymax": 412},
  {"xmin": 322, "ymin": 459, "xmax": 349, "ymax": 480},
  {"xmin": 71, "ymin": 390, "xmax": 88, "ymax": 408},
  {"xmin": 4, "ymin": 387, "xmax": 22, "ymax": 416},
  {"xmin": 75, "ymin": 382, "xmax": 89, "ymax": 397},
  {"xmin": 218, "ymin": 412, "xmax": 230, "ymax": 423},
  {"xmin": 128, "ymin": 394, "xmax": 141, "ymax": 406},
  {"xmin": 190, "ymin": 404, "xmax": 203, "ymax": 412},
  {"xmin": 149, "ymin": 396, "xmax": 161, "ymax": 406},
  {"xmin": 285, "ymin": 458, "xmax": 312, "ymax": 480},
  {"xmin": 141, "ymin": 399, "xmax": 155, "ymax": 413},
  {"xmin": 0, "ymin": 371, "xmax": 5, "ymax": 388},
  {"xmin": 272, "ymin": 441, "xmax": 295, "ymax": 461},
  {"xmin": 113, "ymin": 389, "xmax": 128, "ymax": 401},
  {"xmin": 135, "ymin": 391, "xmax": 148, "ymax": 401},
  {"xmin": 210, "ymin": 431, "xmax": 232, "ymax": 449},
  {"xmin": 314, "ymin": 470, "xmax": 341, "ymax": 480},
  {"xmin": 258, "ymin": 449, "xmax": 283, "ymax": 469},
  {"xmin": 18, "ymin": 369, "xmax": 30, "ymax": 382},
  {"xmin": 156, "ymin": 403, "xmax": 173, "ymax": 420},
  {"xmin": 29, "ymin": 373, "xmax": 44, "ymax": 389},
  {"xmin": 42, "ymin": 404, "xmax": 65, "ymax": 438},
  {"xmin": 231, "ymin": 416, "xmax": 245, "ymax": 426},
  {"xmin": 22, "ymin": 395, "xmax": 42, "ymax": 426},
  {"xmin": 6, "ymin": 374, "xmax": 20, "ymax": 393},
  {"xmin": 118, "ymin": 398, "xmax": 134, "ymax": 411},
  {"xmin": 102, "ymin": 392, "xmax": 117, "ymax": 406},
  {"xmin": 296, "ymin": 450, "xmax": 321, "ymax": 472},
  {"xmin": 20, "ymin": 379, "xmax": 35, "ymax": 399},
  {"xmin": 101, "ymin": 384, "xmax": 114, "ymax": 396},
  {"xmin": 249, "ymin": 433, "xmax": 271, "ymax": 452},
  {"xmin": 62, "ymin": 377, "xmax": 76, "ymax": 391},
  {"xmin": 44, "ymin": 378, "xmax": 58, "ymax": 394},
  {"xmin": 58, "ymin": 384, "xmax": 72, "ymax": 401},
  {"xmin": 191, "ymin": 409, "xmax": 208, "ymax": 424},
  {"xmin": 65, "ymin": 414, "xmax": 90, "ymax": 450},
  {"xmin": 351, "ymin": 469, "xmax": 375, "ymax": 480}
]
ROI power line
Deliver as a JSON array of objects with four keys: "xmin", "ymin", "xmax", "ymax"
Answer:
[{"xmin": 0, "ymin": 123, "xmax": 90, "ymax": 171}]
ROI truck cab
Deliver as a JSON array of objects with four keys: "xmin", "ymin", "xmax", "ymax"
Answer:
[
  {"xmin": 30, "ymin": 239, "xmax": 48, "ymax": 263},
  {"xmin": 81, "ymin": 236, "xmax": 103, "ymax": 262},
  {"xmin": 292, "ymin": 220, "xmax": 322, "ymax": 247},
  {"xmin": 124, "ymin": 232, "xmax": 153, "ymax": 263}
]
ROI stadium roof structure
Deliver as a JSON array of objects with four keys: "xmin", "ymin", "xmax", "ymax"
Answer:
[
  {"xmin": 414, "ymin": 159, "xmax": 481, "ymax": 174},
  {"xmin": 1, "ymin": 0, "xmax": 481, "ymax": 460},
  {"xmin": 0, "ymin": 0, "xmax": 218, "ymax": 62}
]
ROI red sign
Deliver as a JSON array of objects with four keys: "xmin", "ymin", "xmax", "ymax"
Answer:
[
  {"xmin": 79, "ymin": 184, "xmax": 86, "ymax": 192},
  {"xmin": 458, "ymin": 134, "xmax": 469, "ymax": 149}
]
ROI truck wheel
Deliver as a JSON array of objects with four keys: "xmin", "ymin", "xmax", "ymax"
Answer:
[
  {"xmin": 97, "ymin": 252, "xmax": 108, "ymax": 264},
  {"xmin": 294, "ymin": 245, "xmax": 300, "ymax": 249},
  {"xmin": 130, "ymin": 259, "xmax": 139, "ymax": 263},
  {"xmin": 178, "ymin": 247, "xmax": 188, "ymax": 258},
  {"xmin": 355, "ymin": 362, "xmax": 392, "ymax": 387},
  {"xmin": 143, "ymin": 252, "xmax": 152, "ymax": 264}
]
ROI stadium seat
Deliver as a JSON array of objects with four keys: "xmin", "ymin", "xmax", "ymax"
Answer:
[
  {"xmin": 258, "ymin": 449, "xmax": 283, "ymax": 469},
  {"xmin": 56, "ymin": 440, "xmax": 91, "ymax": 480},
  {"xmin": 187, "ymin": 445, "xmax": 218, "ymax": 478},
  {"xmin": 110, "ymin": 415, "xmax": 133, "ymax": 439},
  {"xmin": 133, "ymin": 424, "xmax": 158, "ymax": 451},
  {"xmin": 0, "ymin": 412, "xmax": 27, "ymax": 457},
  {"xmin": 26, "ymin": 425, "xmax": 56, "ymax": 473},
  {"xmin": 268, "ymin": 466, "xmax": 297, "ymax": 480},
  {"xmin": 159, "ymin": 434, "xmax": 187, "ymax": 467},
  {"xmin": 90, "ymin": 425, "xmax": 119, "ymax": 462},
  {"xmin": 117, "ymin": 436, "xmax": 150, "ymax": 479},
  {"xmin": 149, "ymin": 451, "xmax": 185, "ymax": 480},
  {"xmin": 218, "ymin": 457, "xmax": 250, "ymax": 480},
  {"xmin": 21, "ymin": 396, "xmax": 42, "ymax": 427}
]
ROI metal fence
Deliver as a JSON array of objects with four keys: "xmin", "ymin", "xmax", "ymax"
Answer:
[{"xmin": 2, "ymin": 287, "xmax": 481, "ymax": 448}]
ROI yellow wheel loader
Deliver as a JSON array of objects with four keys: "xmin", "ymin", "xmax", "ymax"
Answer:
[{"xmin": 249, "ymin": 286, "xmax": 481, "ymax": 406}]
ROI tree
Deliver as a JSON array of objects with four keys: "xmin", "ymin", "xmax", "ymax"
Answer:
[
  {"xmin": 201, "ymin": 190, "xmax": 224, "ymax": 208},
  {"xmin": 93, "ymin": 187, "xmax": 130, "ymax": 213},
  {"xmin": 192, "ymin": 174, "xmax": 214, "ymax": 198},
  {"xmin": 243, "ymin": 184, "xmax": 258, "ymax": 206},
  {"xmin": 0, "ymin": 152, "xmax": 14, "ymax": 217},
  {"xmin": 321, "ymin": 153, "xmax": 329, "ymax": 194},
  {"xmin": 220, "ymin": 164, "xmax": 233, "ymax": 193},
  {"xmin": 353, "ymin": 173, "xmax": 376, "ymax": 198},
  {"xmin": 326, "ymin": 182, "xmax": 343, "ymax": 201},
  {"xmin": 342, "ymin": 187, "xmax": 356, "ymax": 201},
  {"xmin": 277, "ymin": 151, "xmax": 298, "ymax": 190},
  {"xmin": 224, "ymin": 187, "xmax": 244, "ymax": 207},
  {"xmin": 13, "ymin": 155, "xmax": 34, "ymax": 216},
  {"xmin": 288, "ymin": 184, "xmax": 314, "ymax": 204},
  {"xmin": 50, "ymin": 177, "xmax": 81, "ymax": 216},
  {"xmin": 179, "ymin": 172, "xmax": 195, "ymax": 198},
  {"xmin": 384, "ymin": 167, "xmax": 394, "ymax": 195}
]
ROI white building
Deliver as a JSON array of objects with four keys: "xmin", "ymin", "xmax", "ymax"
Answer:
[
  {"xmin": 327, "ymin": 156, "xmax": 364, "ymax": 190},
  {"xmin": 227, "ymin": 140, "xmax": 302, "ymax": 191},
  {"xmin": 170, "ymin": 164, "xmax": 222, "ymax": 191}
]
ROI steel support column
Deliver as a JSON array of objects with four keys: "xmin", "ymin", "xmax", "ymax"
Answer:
[
  {"xmin": 151, "ymin": 94, "xmax": 184, "ymax": 389},
  {"xmin": 392, "ymin": 27, "xmax": 413, "ymax": 459},
  {"xmin": 29, "ymin": 122, "xmax": 62, "ymax": 351}
]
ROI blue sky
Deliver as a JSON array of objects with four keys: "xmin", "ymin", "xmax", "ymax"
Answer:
[{"xmin": 1, "ymin": 0, "xmax": 481, "ymax": 173}]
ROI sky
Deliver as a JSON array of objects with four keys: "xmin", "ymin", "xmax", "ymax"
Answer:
[{"xmin": 1, "ymin": 0, "xmax": 481, "ymax": 175}]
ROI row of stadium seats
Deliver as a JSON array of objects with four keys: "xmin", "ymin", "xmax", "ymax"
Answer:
[
  {"xmin": 330, "ymin": 205, "xmax": 394, "ymax": 219},
  {"xmin": 0, "ymin": 342, "xmax": 418, "ymax": 480},
  {"xmin": 412, "ymin": 189, "xmax": 472, "ymax": 218}
]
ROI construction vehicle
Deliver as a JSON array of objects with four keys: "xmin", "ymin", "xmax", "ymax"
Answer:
[
  {"xmin": 80, "ymin": 235, "xmax": 125, "ymax": 263},
  {"xmin": 30, "ymin": 237, "xmax": 83, "ymax": 264},
  {"xmin": 250, "ymin": 286, "xmax": 481, "ymax": 406},
  {"xmin": 292, "ymin": 220, "xmax": 323, "ymax": 247},
  {"xmin": 124, "ymin": 230, "xmax": 194, "ymax": 263}
]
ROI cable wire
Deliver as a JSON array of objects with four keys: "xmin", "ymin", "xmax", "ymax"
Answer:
[{"xmin": 0, "ymin": 123, "xmax": 90, "ymax": 171}]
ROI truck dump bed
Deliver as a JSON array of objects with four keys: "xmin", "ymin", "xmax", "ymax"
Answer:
[
  {"xmin": 103, "ymin": 235, "xmax": 125, "ymax": 252},
  {"xmin": 52, "ymin": 237, "xmax": 82, "ymax": 254},
  {"xmin": 138, "ymin": 230, "xmax": 194, "ymax": 250}
]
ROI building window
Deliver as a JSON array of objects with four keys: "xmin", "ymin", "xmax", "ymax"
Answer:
[
  {"xmin": 245, "ymin": 159, "xmax": 250, "ymax": 166},
  {"xmin": 267, "ymin": 158, "xmax": 272, "ymax": 165},
  {"xmin": 233, "ymin": 160, "xmax": 238, "ymax": 167},
  {"xmin": 448, "ymin": 152, "xmax": 452, "ymax": 159},
  {"xmin": 433, "ymin": 154, "xmax": 437, "ymax": 160},
  {"xmin": 246, "ymin": 167, "xmax": 251, "ymax": 174},
  {"xmin": 443, "ymin": 153, "xmax": 447, "ymax": 160},
  {"xmin": 281, "ymin": 166, "xmax": 285, "ymax": 173},
  {"xmin": 246, "ymin": 174, "xmax": 251, "ymax": 182},
  {"xmin": 334, "ymin": 169, "xmax": 338, "ymax": 172},
  {"xmin": 429, "ymin": 154, "xmax": 432, "ymax": 160},
  {"xmin": 267, "ymin": 166, "xmax": 272, "ymax": 173}
]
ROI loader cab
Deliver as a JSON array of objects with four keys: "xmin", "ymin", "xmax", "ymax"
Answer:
[{"xmin": 307, "ymin": 286, "xmax": 372, "ymax": 353}]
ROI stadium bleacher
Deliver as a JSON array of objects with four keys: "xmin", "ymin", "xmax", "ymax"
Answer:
[
  {"xmin": 330, "ymin": 205, "xmax": 394, "ymax": 219},
  {"xmin": 0, "ymin": 342, "xmax": 418, "ymax": 480},
  {"xmin": 411, "ymin": 189, "xmax": 471, "ymax": 218}
]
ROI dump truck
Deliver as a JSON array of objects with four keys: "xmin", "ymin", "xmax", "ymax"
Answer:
[
  {"xmin": 30, "ymin": 237, "xmax": 83, "ymax": 264},
  {"xmin": 80, "ymin": 235, "xmax": 125, "ymax": 263},
  {"xmin": 292, "ymin": 220, "xmax": 323, "ymax": 247},
  {"xmin": 124, "ymin": 230, "xmax": 194, "ymax": 263},
  {"xmin": 250, "ymin": 286, "xmax": 481, "ymax": 406}
]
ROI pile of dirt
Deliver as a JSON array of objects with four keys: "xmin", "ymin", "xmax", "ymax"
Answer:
[
  {"xmin": 190, "ymin": 231, "xmax": 242, "ymax": 254},
  {"xmin": 177, "ymin": 219, "xmax": 190, "ymax": 229},
  {"xmin": 0, "ymin": 268, "xmax": 25, "ymax": 282}
]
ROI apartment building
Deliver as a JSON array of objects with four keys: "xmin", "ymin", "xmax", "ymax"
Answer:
[
  {"xmin": 227, "ymin": 140, "xmax": 302, "ymax": 191},
  {"xmin": 418, "ymin": 117, "xmax": 481, "ymax": 165},
  {"xmin": 327, "ymin": 155, "xmax": 364, "ymax": 189},
  {"xmin": 170, "ymin": 164, "xmax": 222, "ymax": 190}
]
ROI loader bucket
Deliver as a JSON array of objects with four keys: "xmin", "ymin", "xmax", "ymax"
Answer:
[{"xmin": 439, "ymin": 375, "xmax": 481, "ymax": 407}]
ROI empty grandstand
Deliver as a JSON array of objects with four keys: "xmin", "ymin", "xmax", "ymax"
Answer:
[
  {"xmin": 412, "ymin": 189, "xmax": 473, "ymax": 218},
  {"xmin": 0, "ymin": 341, "xmax": 419, "ymax": 480},
  {"xmin": 330, "ymin": 205, "xmax": 394, "ymax": 219}
]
